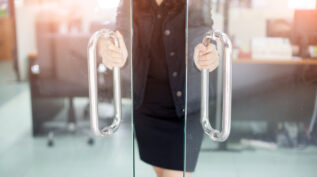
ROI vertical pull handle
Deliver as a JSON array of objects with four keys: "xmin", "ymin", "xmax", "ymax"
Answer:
[
  {"xmin": 200, "ymin": 30, "xmax": 232, "ymax": 142},
  {"xmin": 88, "ymin": 29, "xmax": 122, "ymax": 137}
]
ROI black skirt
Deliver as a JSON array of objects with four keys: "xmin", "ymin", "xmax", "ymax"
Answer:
[
  {"xmin": 133, "ymin": 0, "xmax": 203, "ymax": 171},
  {"xmin": 134, "ymin": 105, "xmax": 203, "ymax": 172}
]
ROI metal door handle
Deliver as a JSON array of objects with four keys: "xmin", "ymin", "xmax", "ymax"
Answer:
[
  {"xmin": 88, "ymin": 29, "xmax": 122, "ymax": 136},
  {"xmin": 200, "ymin": 30, "xmax": 232, "ymax": 142}
]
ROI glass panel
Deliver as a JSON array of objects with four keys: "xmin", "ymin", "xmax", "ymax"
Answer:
[
  {"xmin": 0, "ymin": 0, "xmax": 133, "ymax": 177},
  {"xmin": 132, "ymin": 1, "xmax": 187, "ymax": 176},
  {"xmin": 186, "ymin": 0, "xmax": 317, "ymax": 177},
  {"xmin": 185, "ymin": 0, "xmax": 215, "ymax": 174}
]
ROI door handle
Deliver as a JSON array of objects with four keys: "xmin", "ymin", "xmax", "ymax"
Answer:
[
  {"xmin": 88, "ymin": 29, "xmax": 122, "ymax": 137},
  {"xmin": 200, "ymin": 30, "xmax": 232, "ymax": 142}
]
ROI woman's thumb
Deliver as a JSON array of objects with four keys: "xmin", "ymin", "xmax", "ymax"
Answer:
[{"xmin": 115, "ymin": 31, "xmax": 125, "ymax": 49}]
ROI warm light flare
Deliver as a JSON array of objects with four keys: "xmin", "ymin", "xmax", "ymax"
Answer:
[
  {"xmin": 288, "ymin": 0, "xmax": 316, "ymax": 9},
  {"xmin": 97, "ymin": 0, "xmax": 120, "ymax": 9}
]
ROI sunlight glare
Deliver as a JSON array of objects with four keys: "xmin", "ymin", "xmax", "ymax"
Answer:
[
  {"xmin": 97, "ymin": 0, "xmax": 121, "ymax": 9},
  {"xmin": 288, "ymin": 0, "xmax": 316, "ymax": 9}
]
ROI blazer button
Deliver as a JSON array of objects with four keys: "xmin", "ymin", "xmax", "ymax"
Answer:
[
  {"xmin": 157, "ymin": 14, "xmax": 162, "ymax": 19},
  {"xmin": 176, "ymin": 91, "xmax": 182, "ymax": 97},
  {"xmin": 164, "ymin": 30, "xmax": 171, "ymax": 36},
  {"xmin": 170, "ymin": 52, "xmax": 175, "ymax": 56},
  {"xmin": 172, "ymin": 72, "xmax": 178, "ymax": 77}
]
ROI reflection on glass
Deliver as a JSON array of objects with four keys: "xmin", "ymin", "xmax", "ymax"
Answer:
[
  {"xmin": 186, "ymin": 1, "xmax": 317, "ymax": 177},
  {"xmin": 1, "ymin": 0, "xmax": 317, "ymax": 177},
  {"xmin": 130, "ymin": 0, "xmax": 220, "ymax": 176},
  {"xmin": 1, "ymin": 0, "xmax": 133, "ymax": 177}
]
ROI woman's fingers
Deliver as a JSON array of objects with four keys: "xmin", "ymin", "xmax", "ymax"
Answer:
[
  {"xmin": 102, "ymin": 59, "xmax": 114, "ymax": 70},
  {"xmin": 199, "ymin": 51, "xmax": 216, "ymax": 60},
  {"xmin": 199, "ymin": 59, "xmax": 219, "ymax": 71},
  {"xmin": 115, "ymin": 31, "xmax": 126, "ymax": 49},
  {"xmin": 97, "ymin": 30, "xmax": 129, "ymax": 70},
  {"xmin": 194, "ymin": 44, "xmax": 205, "ymax": 56},
  {"xmin": 199, "ymin": 44, "xmax": 216, "ymax": 56},
  {"xmin": 100, "ymin": 48, "xmax": 122, "ymax": 60},
  {"xmin": 199, "ymin": 59, "xmax": 213, "ymax": 65},
  {"xmin": 102, "ymin": 58, "xmax": 124, "ymax": 70},
  {"xmin": 194, "ymin": 42, "xmax": 220, "ymax": 72},
  {"xmin": 111, "ymin": 52, "xmax": 123, "ymax": 58},
  {"xmin": 105, "ymin": 56, "xmax": 124, "ymax": 64},
  {"xmin": 108, "ymin": 44, "xmax": 121, "ymax": 53},
  {"xmin": 194, "ymin": 43, "xmax": 205, "ymax": 65},
  {"xmin": 115, "ymin": 31, "xmax": 128, "ymax": 58}
]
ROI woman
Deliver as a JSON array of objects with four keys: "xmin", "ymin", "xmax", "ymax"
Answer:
[{"xmin": 99, "ymin": 0, "xmax": 219, "ymax": 176}]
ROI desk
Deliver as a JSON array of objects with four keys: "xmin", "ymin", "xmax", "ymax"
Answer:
[
  {"xmin": 230, "ymin": 58, "xmax": 317, "ymax": 122},
  {"xmin": 233, "ymin": 58, "xmax": 317, "ymax": 133},
  {"xmin": 234, "ymin": 58, "xmax": 317, "ymax": 65}
]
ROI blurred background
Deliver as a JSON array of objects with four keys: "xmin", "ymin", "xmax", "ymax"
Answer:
[{"xmin": 0, "ymin": 0, "xmax": 317, "ymax": 177}]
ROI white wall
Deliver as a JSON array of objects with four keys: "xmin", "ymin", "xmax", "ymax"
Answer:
[
  {"xmin": 15, "ymin": 3, "xmax": 38, "ymax": 80},
  {"xmin": 14, "ymin": 0, "xmax": 119, "ymax": 80}
]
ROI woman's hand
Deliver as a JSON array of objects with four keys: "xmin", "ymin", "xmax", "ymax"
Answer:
[
  {"xmin": 194, "ymin": 43, "xmax": 220, "ymax": 72},
  {"xmin": 98, "ymin": 31, "xmax": 128, "ymax": 70}
]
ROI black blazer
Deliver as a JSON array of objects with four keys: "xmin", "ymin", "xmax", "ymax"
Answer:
[{"xmin": 116, "ymin": 0, "xmax": 213, "ymax": 117}]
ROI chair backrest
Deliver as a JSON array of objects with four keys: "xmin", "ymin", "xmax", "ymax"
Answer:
[
  {"xmin": 35, "ymin": 19, "xmax": 57, "ymax": 78},
  {"xmin": 54, "ymin": 34, "xmax": 90, "ymax": 89}
]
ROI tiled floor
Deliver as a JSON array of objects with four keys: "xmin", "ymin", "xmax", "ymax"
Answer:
[
  {"xmin": 0, "ymin": 60, "xmax": 26, "ymax": 106},
  {"xmin": 1, "ymin": 61, "xmax": 317, "ymax": 177}
]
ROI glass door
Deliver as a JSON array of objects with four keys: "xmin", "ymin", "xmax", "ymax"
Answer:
[
  {"xmin": 185, "ymin": 0, "xmax": 232, "ymax": 174},
  {"xmin": 0, "ymin": 0, "xmax": 133, "ymax": 176},
  {"xmin": 185, "ymin": 0, "xmax": 317, "ymax": 177}
]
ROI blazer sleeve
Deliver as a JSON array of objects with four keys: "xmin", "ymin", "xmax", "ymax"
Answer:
[
  {"xmin": 187, "ymin": 0, "xmax": 213, "ymax": 75},
  {"xmin": 115, "ymin": 0, "xmax": 131, "ymax": 46},
  {"xmin": 114, "ymin": 0, "xmax": 132, "ymax": 79},
  {"xmin": 186, "ymin": 0, "xmax": 215, "ymax": 114}
]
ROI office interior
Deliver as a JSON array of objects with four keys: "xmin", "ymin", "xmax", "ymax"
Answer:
[{"xmin": 1, "ymin": 0, "xmax": 317, "ymax": 176}]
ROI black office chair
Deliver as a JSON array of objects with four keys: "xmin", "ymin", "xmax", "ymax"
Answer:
[{"xmin": 29, "ymin": 13, "xmax": 116, "ymax": 146}]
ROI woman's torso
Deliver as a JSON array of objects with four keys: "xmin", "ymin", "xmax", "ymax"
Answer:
[{"xmin": 132, "ymin": 0, "xmax": 186, "ymax": 117}]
